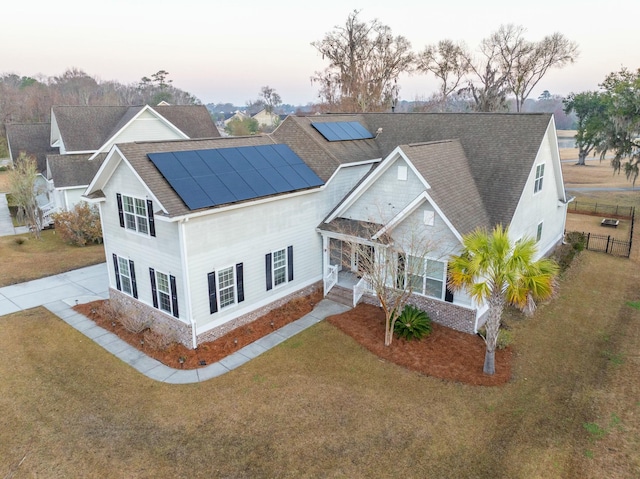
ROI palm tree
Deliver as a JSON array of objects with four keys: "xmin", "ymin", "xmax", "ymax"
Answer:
[{"xmin": 448, "ymin": 225, "xmax": 558, "ymax": 375}]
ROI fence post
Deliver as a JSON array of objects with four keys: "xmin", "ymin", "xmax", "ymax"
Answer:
[
  {"xmin": 606, "ymin": 235, "xmax": 611, "ymax": 254},
  {"xmin": 587, "ymin": 232, "xmax": 590, "ymax": 250}
]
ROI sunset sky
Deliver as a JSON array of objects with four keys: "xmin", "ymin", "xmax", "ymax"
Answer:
[{"xmin": 3, "ymin": 0, "xmax": 638, "ymax": 106}]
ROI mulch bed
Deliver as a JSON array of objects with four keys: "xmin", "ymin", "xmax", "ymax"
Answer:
[
  {"xmin": 326, "ymin": 303, "xmax": 512, "ymax": 386},
  {"xmin": 74, "ymin": 295, "xmax": 511, "ymax": 386}
]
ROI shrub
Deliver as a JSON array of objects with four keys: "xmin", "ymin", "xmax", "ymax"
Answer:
[
  {"xmin": 394, "ymin": 304, "xmax": 432, "ymax": 341},
  {"xmin": 143, "ymin": 322, "xmax": 179, "ymax": 351},
  {"xmin": 52, "ymin": 202, "xmax": 103, "ymax": 246},
  {"xmin": 478, "ymin": 327, "xmax": 513, "ymax": 350},
  {"xmin": 118, "ymin": 307, "xmax": 152, "ymax": 334},
  {"xmin": 553, "ymin": 231, "xmax": 586, "ymax": 272}
]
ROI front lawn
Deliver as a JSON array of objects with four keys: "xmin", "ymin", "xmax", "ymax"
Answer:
[
  {"xmin": 0, "ymin": 229, "xmax": 105, "ymax": 287},
  {"xmin": 1, "ymin": 250, "xmax": 638, "ymax": 478}
]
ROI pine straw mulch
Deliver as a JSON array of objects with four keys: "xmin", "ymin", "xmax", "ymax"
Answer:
[{"xmin": 74, "ymin": 296, "xmax": 511, "ymax": 386}]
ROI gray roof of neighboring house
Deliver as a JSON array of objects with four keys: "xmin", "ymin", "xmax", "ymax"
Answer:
[
  {"xmin": 52, "ymin": 105, "xmax": 219, "ymax": 152},
  {"xmin": 47, "ymin": 153, "xmax": 107, "ymax": 188},
  {"xmin": 5, "ymin": 122, "xmax": 57, "ymax": 173},
  {"xmin": 276, "ymin": 113, "xmax": 552, "ymax": 229}
]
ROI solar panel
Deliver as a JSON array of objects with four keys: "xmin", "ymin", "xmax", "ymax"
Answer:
[
  {"xmin": 311, "ymin": 121, "xmax": 374, "ymax": 141},
  {"xmin": 148, "ymin": 144, "xmax": 323, "ymax": 210}
]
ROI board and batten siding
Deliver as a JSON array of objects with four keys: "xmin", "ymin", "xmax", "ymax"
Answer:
[
  {"xmin": 345, "ymin": 157, "xmax": 425, "ymax": 224},
  {"xmin": 100, "ymin": 158, "xmax": 186, "ymax": 322},
  {"xmin": 509, "ymin": 124, "xmax": 567, "ymax": 258},
  {"xmin": 99, "ymin": 110, "xmax": 185, "ymax": 154}
]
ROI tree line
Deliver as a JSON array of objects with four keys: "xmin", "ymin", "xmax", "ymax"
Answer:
[
  {"xmin": 563, "ymin": 67, "xmax": 640, "ymax": 183},
  {"xmin": 311, "ymin": 10, "xmax": 578, "ymax": 113}
]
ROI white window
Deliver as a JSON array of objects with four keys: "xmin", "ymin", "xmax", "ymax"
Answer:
[
  {"xmin": 218, "ymin": 266, "xmax": 236, "ymax": 309},
  {"xmin": 407, "ymin": 256, "xmax": 446, "ymax": 300},
  {"xmin": 534, "ymin": 164, "xmax": 545, "ymax": 193},
  {"xmin": 123, "ymin": 195, "xmax": 149, "ymax": 234},
  {"xmin": 118, "ymin": 257, "xmax": 133, "ymax": 295},
  {"xmin": 424, "ymin": 210, "xmax": 435, "ymax": 226},
  {"xmin": 537, "ymin": 222, "xmax": 543, "ymax": 242},
  {"xmin": 272, "ymin": 248, "xmax": 288, "ymax": 287},
  {"xmin": 397, "ymin": 165, "xmax": 408, "ymax": 181},
  {"xmin": 155, "ymin": 271, "xmax": 173, "ymax": 314}
]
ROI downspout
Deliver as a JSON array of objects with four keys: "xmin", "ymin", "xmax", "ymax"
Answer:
[{"xmin": 179, "ymin": 218, "xmax": 197, "ymax": 349}]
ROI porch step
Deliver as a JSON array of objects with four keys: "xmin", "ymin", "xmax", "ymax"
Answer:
[{"xmin": 325, "ymin": 285, "xmax": 353, "ymax": 307}]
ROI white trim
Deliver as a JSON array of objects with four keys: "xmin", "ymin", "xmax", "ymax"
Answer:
[
  {"xmin": 271, "ymin": 247, "xmax": 289, "ymax": 288},
  {"xmin": 85, "ymin": 145, "xmax": 168, "ymax": 215},
  {"xmin": 326, "ymin": 147, "xmax": 430, "ymax": 223},
  {"xmin": 87, "ymin": 105, "xmax": 190, "ymax": 161},
  {"xmin": 178, "ymin": 219, "xmax": 196, "ymax": 348},
  {"xmin": 372, "ymin": 191, "xmax": 464, "ymax": 243}
]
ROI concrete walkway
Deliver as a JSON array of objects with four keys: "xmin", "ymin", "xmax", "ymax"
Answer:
[
  {"xmin": 0, "ymin": 263, "xmax": 350, "ymax": 384},
  {"xmin": 0, "ymin": 193, "xmax": 29, "ymax": 236}
]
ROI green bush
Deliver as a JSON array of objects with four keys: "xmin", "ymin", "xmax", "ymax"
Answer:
[
  {"xmin": 553, "ymin": 231, "xmax": 586, "ymax": 272},
  {"xmin": 394, "ymin": 304, "xmax": 432, "ymax": 341}
]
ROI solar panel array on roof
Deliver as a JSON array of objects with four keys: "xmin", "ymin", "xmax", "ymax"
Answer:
[
  {"xmin": 148, "ymin": 144, "xmax": 324, "ymax": 210},
  {"xmin": 311, "ymin": 121, "xmax": 374, "ymax": 141}
]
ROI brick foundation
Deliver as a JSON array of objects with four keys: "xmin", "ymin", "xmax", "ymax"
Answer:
[
  {"xmin": 197, "ymin": 282, "xmax": 322, "ymax": 344},
  {"xmin": 360, "ymin": 291, "xmax": 478, "ymax": 334}
]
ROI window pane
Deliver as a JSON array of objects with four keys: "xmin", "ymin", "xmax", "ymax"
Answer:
[
  {"xmin": 137, "ymin": 216, "xmax": 149, "ymax": 235},
  {"xmin": 125, "ymin": 213, "xmax": 136, "ymax": 230},
  {"xmin": 274, "ymin": 267, "xmax": 286, "ymax": 286},
  {"xmin": 134, "ymin": 198, "xmax": 147, "ymax": 216},
  {"xmin": 425, "ymin": 278, "xmax": 443, "ymax": 298},
  {"xmin": 408, "ymin": 273, "xmax": 423, "ymax": 293},
  {"xmin": 159, "ymin": 291, "xmax": 172, "ymax": 313},
  {"xmin": 218, "ymin": 267, "xmax": 235, "ymax": 308},
  {"xmin": 156, "ymin": 272, "xmax": 169, "ymax": 294},
  {"xmin": 123, "ymin": 196, "xmax": 134, "ymax": 213},
  {"xmin": 426, "ymin": 260, "xmax": 445, "ymax": 281}
]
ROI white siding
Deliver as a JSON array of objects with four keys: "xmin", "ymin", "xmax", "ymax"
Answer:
[
  {"xmin": 509, "ymin": 125, "xmax": 567, "ymax": 258},
  {"xmin": 100, "ymin": 110, "xmax": 184, "ymax": 153},
  {"xmin": 184, "ymin": 163, "xmax": 370, "ymax": 333},
  {"xmin": 100, "ymin": 158, "xmax": 186, "ymax": 323},
  {"xmin": 345, "ymin": 157, "xmax": 425, "ymax": 223}
]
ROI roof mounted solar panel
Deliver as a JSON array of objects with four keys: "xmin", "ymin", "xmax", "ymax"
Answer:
[
  {"xmin": 311, "ymin": 121, "xmax": 374, "ymax": 141},
  {"xmin": 148, "ymin": 144, "xmax": 323, "ymax": 210}
]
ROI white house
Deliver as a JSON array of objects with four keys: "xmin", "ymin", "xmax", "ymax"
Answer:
[{"xmin": 84, "ymin": 112, "xmax": 568, "ymax": 348}]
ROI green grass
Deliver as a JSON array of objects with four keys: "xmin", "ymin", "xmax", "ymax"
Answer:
[
  {"xmin": 0, "ymin": 229, "xmax": 105, "ymax": 286},
  {"xmin": 1, "ymin": 250, "xmax": 639, "ymax": 478}
]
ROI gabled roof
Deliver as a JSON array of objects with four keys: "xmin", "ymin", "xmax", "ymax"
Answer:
[
  {"xmin": 47, "ymin": 153, "xmax": 107, "ymax": 188},
  {"xmin": 51, "ymin": 105, "xmax": 219, "ymax": 152},
  {"xmin": 87, "ymin": 136, "xmax": 317, "ymax": 218},
  {"xmin": 5, "ymin": 123, "xmax": 57, "ymax": 173},
  {"xmin": 400, "ymin": 140, "xmax": 490, "ymax": 236},
  {"xmin": 277, "ymin": 112, "xmax": 553, "ymax": 227},
  {"xmin": 273, "ymin": 115, "xmax": 382, "ymax": 181}
]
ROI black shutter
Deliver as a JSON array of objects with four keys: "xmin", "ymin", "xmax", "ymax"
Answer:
[
  {"xmin": 116, "ymin": 193, "xmax": 124, "ymax": 228},
  {"xmin": 170, "ymin": 275, "xmax": 179, "ymax": 318},
  {"xmin": 236, "ymin": 263, "xmax": 245, "ymax": 303},
  {"xmin": 265, "ymin": 253, "xmax": 272, "ymax": 291},
  {"xmin": 445, "ymin": 272, "xmax": 454, "ymax": 303},
  {"xmin": 112, "ymin": 254, "xmax": 121, "ymax": 291},
  {"xmin": 149, "ymin": 268, "xmax": 158, "ymax": 308},
  {"xmin": 147, "ymin": 199, "xmax": 155, "ymax": 237},
  {"xmin": 208, "ymin": 272, "xmax": 218, "ymax": 314},
  {"xmin": 396, "ymin": 253, "xmax": 406, "ymax": 289},
  {"xmin": 129, "ymin": 260, "xmax": 138, "ymax": 299},
  {"xmin": 287, "ymin": 245, "xmax": 294, "ymax": 282}
]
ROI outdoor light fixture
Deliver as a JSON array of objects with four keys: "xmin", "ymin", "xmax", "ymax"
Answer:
[{"xmin": 234, "ymin": 338, "xmax": 238, "ymax": 345}]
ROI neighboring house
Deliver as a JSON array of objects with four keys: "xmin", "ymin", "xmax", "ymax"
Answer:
[
  {"xmin": 5, "ymin": 105, "xmax": 219, "ymax": 223},
  {"xmin": 222, "ymin": 111, "xmax": 249, "ymax": 127},
  {"xmin": 84, "ymin": 112, "xmax": 568, "ymax": 349},
  {"xmin": 252, "ymin": 108, "xmax": 286, "ymax": 130}
]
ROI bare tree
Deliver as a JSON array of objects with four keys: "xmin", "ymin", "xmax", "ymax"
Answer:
[
  {"xmin": 328, "ymin": 213, "xmax": 436, "ymax": 347},
  {"xmin": 311, "ymin": 10, "xmax": 414, "ymax": 112},
  {"xmin": 416, "ymin": 40, "xmax": 470, "ymax": 107},
  {"xmin": 8, "ymin": 153, "xmax": 44, "ymax": 238},
  {"xmin": 259, "ymin": 86, "xmax": 282, "ymax": 114},
  {"xmin": 456, "ymin": 25, "xmax": 578, "ymax": 112}
]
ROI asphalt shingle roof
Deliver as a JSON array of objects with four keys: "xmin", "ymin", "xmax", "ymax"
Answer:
[
  {"xmin": 5, "ymin": 123, "xmax": 57, "ymax": 173},
  {"xmin": 47, "ymin": 153, "xmax": 107, "ymax": 188}
]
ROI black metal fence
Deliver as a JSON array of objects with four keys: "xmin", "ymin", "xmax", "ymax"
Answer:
[
  {"xmin": 568, "ymin": 201, "xmax": 634, "ymax": 218},
  {"xmin": 581, "ymin": 232, "xmax": 632, "ymax": 257}
]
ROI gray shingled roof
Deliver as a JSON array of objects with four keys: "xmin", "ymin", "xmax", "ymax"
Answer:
[
  {"xmin": 52, "ymin": 105, "xmax": 219, "ymax": 152},
  {"xmin": 401, "ymin": 140, "xmax": 491, "ymax": 236},
  {"xmin": 276, "ymin": 113, "xmax": 552, "ymax": 228},
  {"xmin": 5, "ymin": 123, "xmax": 57, "ymax": 173},
  {"xmin": 47, "ymin": 153, "xmax": 107, "ymax": 188},
  {"xmin": 114, "ymin": 136, "xmax": 284, "ymax": 217}
]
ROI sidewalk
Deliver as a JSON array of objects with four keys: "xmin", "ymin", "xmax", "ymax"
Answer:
[
  {"xmin": 0, "ymin": 193, "xmax": 29, "ymax": 236},
  {"xmin": 0, "ymin": 264, "xmax": 350, "ymax": 384}
]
